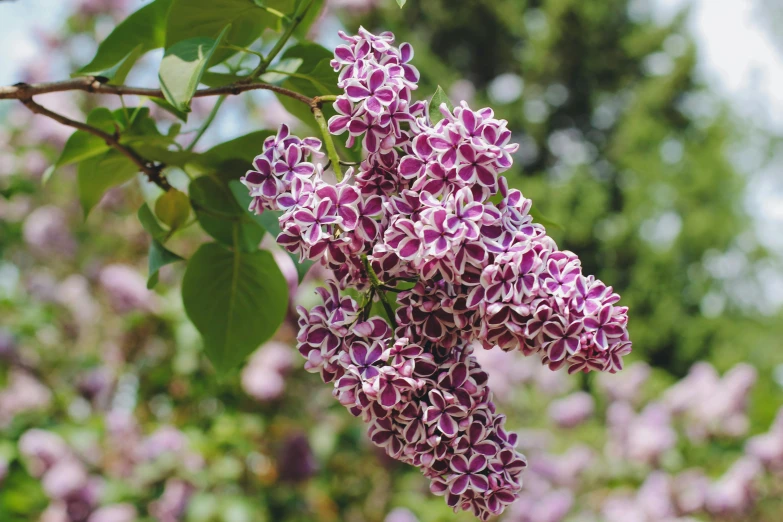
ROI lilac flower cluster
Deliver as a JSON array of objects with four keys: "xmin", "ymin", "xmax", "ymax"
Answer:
[
  {"xmin": 17, "ymin": 422, "xmax": 202, "ymax": 522},
  {"xmin": 241, "ymin": 28, "xmax": 633, "ymax": 518},
  {"xmin": 296, "ymin": 284, "xmax": 526, "ymax": 520}
]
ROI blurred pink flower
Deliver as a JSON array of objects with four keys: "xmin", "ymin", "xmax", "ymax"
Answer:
[
  {"xmin": 76, "ymin": 0, "xmax": 132, "ymax": 17},
  {"xmin": 23, "ymin": 205, "xmax": 77, "ymax": 258},
  {"xmin": 57, "ymin": 274, "xmax": 100, "ymax": 326},
  {"xmin": 673, "ymin": 469, "xmax": 710, "ymax": 514},
  {"xmin": 705, "ymin": 456, "xmax": 763, "ymax": 515},
  {"xmin": 384, "ymin": 508, "xmax": 419, "ymax": 522},
  {"xmin": 506, "ymin": 489, "xmax": 574, "ymax": 522},
  {"xmin": 529, "ymin": 445, "xmax": 594, "ymax": 489},
  {"xmin": 87, "ymin": 504, "xmax": 138, "ymax": 522},
  {"xmin": 42, "ymin": 459, "xmax": 89, "ymax": 500},
  {"xmin": 0, "ymin": 371, "xmax": 53, "ymax": 428},
  {"xmin": 745, "ymin": 407, "xmax": 783, "ymax": 472},
  {"xmin": 597, "ymin": 361, "xmax": 651, "ymax": 404},
  {"xmin": 148, "ymin": 479, "xmax": 194, "ymax": 522},
  {"xmin": 472, "ymin": 345, "xmax": 530, "ymax": 401},
  {"xmin": 548, "ymin": 392, "xmax": 595, "ymax": 429},
  {"xmin": 40, "ymin": 502, "xmax": 70, "ymax": 522},
  {"xmin": 664, "ymin": 363, "xmax": 756, "ymax": 442},
  {"xmin": 606, "ymin": 402, "xmax": 676, "ymax": 466},
  {"xmin": 242, "ymin": 342, "xmax": 295, "ymax": 402},
  {"xmin": 450, "ymin": 79, "xmax": 477, "ymax": 105},
  {"xmin": 139, "ymin": 426, "xmax": 188, "ymax": 461},
  {"xmin": 19, "ymin": 429, "xmax": 71, "ymax": 478},
  {"xmin": 138, "ymin": 426, "xmax": 204, "ymax": 473},
  {"xmin": 99, "ymin": 264, "xmax": 157, "ymax": 314},
  {"xmin": 601, "ymin": 472, "xmax": 689, "ymax": 522}
]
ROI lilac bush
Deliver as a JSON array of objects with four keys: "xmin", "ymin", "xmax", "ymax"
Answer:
[{"xmin": 241, "ymin": 28, "xmax": 632, "ymax": 519}]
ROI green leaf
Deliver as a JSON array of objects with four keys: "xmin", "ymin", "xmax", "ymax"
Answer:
[
  {"xmin": 134, "ymin": 144, "xmax": 195, "ymax": 167},
  {"xmin": 151, "ymin": 97, "xmax": 190, "ymax": 122},
  {"xmin": 200, "ymin": 71, "xmax": 248, "ymax": 88},
  {"xmin": 529, "ymin": 207, "xmax": 564, "ymax": 232},
  {"xmin": 147, "ymin": 239, "xmax": 184, "ymax": 289},
  {"xmin": 396, "ymin": 0, "xmax": 407, "ymax": 6},
  {"xmin": 182, "ymin": 242, "xmax": 289, "ymax": 372},
  {"xmin": 202, "ymin": 130, "xmax": 276, "ymax": 165},
  {"xmin": 155, "ymin": 188, "xmax": 191, "ymax": 231},
  {"xmin": 189, "ymin": 176, "xmax": 265, "ymax": 251},
  {"xmin": 292, "ymin": 0, "xmax": 324, "ymax": 39},
  {"xmin": 259, "ymin": 57, "xmax": 302, "ymax": 83},
  {"xmin": 277, "ymin": 43, "xmax": 338, "ymax": 96},
  {"xmin": 76, "ymin": 0, "xmax": 171, "ymax": 77},
  {"xmin": 138, "ymin": 203, "xmax": 167, "ymax": 241},
  {"xmin": 228, "ymin": 180, "xmax": 313, "ymax": 282},
  {"xmin": 78, "ymin": 150, "xmax": 139, "ymax": 217},
  {"xmin": 139, "ymin": 203, "xmax": 185, "ymax": 288},
  {"xmin": 165, "ymin": 0, "xmax": 288, "ymax": 66},
  {"xmin": 272, "ymin": 43, "xmax": 340, "ymax": 126},
  {"xmin": 429, "ymin": 85, "xmax": 454, "ymax": 125},
  {"xmin": 54, "ymin": 108, "xmax": 116, "ymax": 167},
  {"xmin": 159, "ymin": 25, "xmax": 231, "ymax": 113},
  {"xmin": 87, "ymin": 44, "xmax": 144, "ymax": 84},
  {"xmin": 47, "ymin": 107, "xmax": 176, "ymax": 185}
]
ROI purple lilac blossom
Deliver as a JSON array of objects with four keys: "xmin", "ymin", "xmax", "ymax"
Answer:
[
  {"xmin": 0, "ymin": 370, "xmax": 53, "ymax": 428},
  {"xmin": 746, "ymin": 407, "xmax": 783, "ymax": 472},
  {"xmin": 384, "ymin": 507, "xmax": 419, "ymax": 522},
  {"xmin": 241, "ymin": 28, "xmax": 633, "ymax": 519},
  {"xmin": 22, "ymin": 205, "xmax": 77, "ymax": 259},
  {"xmin": 605, "ymin": 401, "xmax": 676, "ymax": 466},
  {"xmin": 147, "ymin": 479, "xmax": 194, "ymax": 522},
  {"xmin": 241, "ymin": 342, "xmax": 295, "ymax": 402},
  {"xmin": 664, "ymin": 362, "xmax": 756, "ymax": 442},
  {"xmin": 98, "ymin": 264, "xmax": 156, "ymax": 314},
  {"xmin": 277, "ymin": 433, "xmax": 318, "ymax": 483},
  {"xmin": 547, "ymin": 392, "xmax": 595, "ymax": 429},
  {"xmin": 86, "ymin": 504, "xmax": 138, "ymax": 522}
]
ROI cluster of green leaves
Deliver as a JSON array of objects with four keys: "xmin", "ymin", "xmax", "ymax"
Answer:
[{"xmin": 43, "ymin": 0, "xmax": 352, "ymax": 373}]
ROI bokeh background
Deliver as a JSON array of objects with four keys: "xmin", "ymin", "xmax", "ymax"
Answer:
[{"xmin": 1, "ymin": 0, "xmax": 783, "ymax": 521}]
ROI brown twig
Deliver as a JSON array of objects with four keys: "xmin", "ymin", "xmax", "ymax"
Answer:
[
  {"xmin": 1, "ymin": 77, "xmax": 335, "ymax": 191},
  {"xmin": 20, "ymin": 97, "xmax": 171, "ymax": 190},
  {"xmin": 0, "ymin": 76, "xmax": 314, "ymax": 106}
]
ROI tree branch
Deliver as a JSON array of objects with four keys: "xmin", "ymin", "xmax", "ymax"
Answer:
[
  {"xmin": 1, "ymin": 78, "xmax": 340, "ymax": 191},
  {"xmin": 20, "ymin": 97, "xmax": 171, "ymax": 191},
  {"xmin": 0, "ymin": 77, "xmax": 314, "ymax": 106}
]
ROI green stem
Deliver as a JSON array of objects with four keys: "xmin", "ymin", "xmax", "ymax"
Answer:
[
  {"xmin": 222, "ymin": 44, "xmax": 265, "ymax": 60},
  {"xmin": 362, "ymin": 255, "xmax": 397, "ymax": 329},
  {"xmin": 187, "ymin": 95, "xmax": 226, "ymax": 151},
  {"xmin": 250, "ymin": 0, "xmax": 315, "ymax": 79},
  {"xmin": 313, "ymin": 106, "xmax": 343, "ymax": 181},
  {"xmin": 252, "ymin": 2, "xmax": 291, "ymax": 20},
  {"xmin": 265, "ymin": 69, "xmax": 316, "ymax": 81}
]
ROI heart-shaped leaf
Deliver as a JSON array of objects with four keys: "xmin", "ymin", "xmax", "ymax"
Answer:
[{"xmin": 182, "ymin": 242, "xmax": 289, "ymax": 372}]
